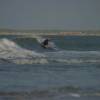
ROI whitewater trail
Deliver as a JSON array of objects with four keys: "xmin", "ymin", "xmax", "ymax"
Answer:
[{"xmin": 44, "ymin": 50, "xmax": 100, "ymax": 64}]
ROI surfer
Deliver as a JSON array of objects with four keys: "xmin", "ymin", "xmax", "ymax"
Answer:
[
  {"xmin": 41, "ymin": 38, "xmax": 49, "ymax": 48},
  {"xmin": 37, "ymin": 37, "xmax": 57, "ymax": 50}
]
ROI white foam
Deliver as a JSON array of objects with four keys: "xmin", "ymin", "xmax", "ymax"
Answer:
[
  {"xmin": 0, "ymin": 38, "xmax": 46, "ymax": 64},
  {"xmin": 69, "ymin": 93, "xmax": 81, "ymax": 97},
  {"xmin": 36, "ymin": 36, "xmax": 45, "ymax": 44},
  {"xmin": 13, "ymin": 58, "xmax": 48, "ymax": 64},
  {"xmin": 53, "ymin": 59, "xmax": 100, "ymax": 64},
  {"xmin": 45, "ymin": 50, "xmax": 100, "ymax": 58}
]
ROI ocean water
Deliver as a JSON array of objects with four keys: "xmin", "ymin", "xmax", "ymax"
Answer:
[{"xmin": 0, "ymin": 35, "xmax": 100, "ymax": 100}]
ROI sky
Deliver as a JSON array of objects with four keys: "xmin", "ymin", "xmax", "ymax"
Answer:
[{"xmin": 0, "ymin": 0, "xmax": 100, "ymax": 30}]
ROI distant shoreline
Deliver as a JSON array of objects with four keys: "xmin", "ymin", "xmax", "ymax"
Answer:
[
  {"xmin": 0, "ymin": 30, "xmax": 100, "ymax": 36},
  {"xmin": 0, "ymin": 32, "xmax": 100, "ymax": 36}
]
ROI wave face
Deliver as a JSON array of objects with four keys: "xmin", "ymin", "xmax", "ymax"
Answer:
[
  {"xmin": 0, "ymin": 37, "xmax": 100, "ymax": 65},
  {"xmin": 0, "ymin": 38, "xmax": 47, "ymax": 64}
]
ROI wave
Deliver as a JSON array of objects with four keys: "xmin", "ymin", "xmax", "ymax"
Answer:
[
  {"xmin": 44, "ymin": 50, "xmax": 100, "ymax": 64},
  {"xmin": 0, "ymin": 38, "xmax": 100, "ymax": 64},
  {"xmin": 0, "ymin": 86, "xmax": 100, "ymax": 98},
  {"xmin": 0, "ymin": 38, "xmax": 47, "ymax": 64}
]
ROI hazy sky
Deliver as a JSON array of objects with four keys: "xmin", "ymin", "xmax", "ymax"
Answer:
[{"xmin": 0, "ymin": 0, "xmax": 100, "ymax": 30}]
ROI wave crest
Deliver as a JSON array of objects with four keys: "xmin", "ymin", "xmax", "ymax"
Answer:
[{"xmin": 0, "ymin": 38, "xmax": 46, "ymax": 64}]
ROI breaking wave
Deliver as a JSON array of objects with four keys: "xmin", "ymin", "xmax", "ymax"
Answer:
[
  {"xmin": 0, "ymin": 38, "xmax": 47, "ymax": 64},
  {"xmin": 0, "ymin": 38, "xmax": 100, "ymax": 64}
]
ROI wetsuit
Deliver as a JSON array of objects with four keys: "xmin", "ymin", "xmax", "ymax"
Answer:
[{"xmin": 41, "ymin": 39, "xmax": 49, "ymax": 48}]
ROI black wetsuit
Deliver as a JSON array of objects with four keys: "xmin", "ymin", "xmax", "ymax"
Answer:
[{"xmin": 42, "ymin": 39, "xmax": 49, "ymax": 48}]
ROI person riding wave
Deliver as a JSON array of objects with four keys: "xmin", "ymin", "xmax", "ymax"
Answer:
[
  {"xmin": 39, "ymin": 38, "xmax": 57, "ymax": 50},
  {"xmin": 41, "ymin": 39, "xmax": 49, "ymax": 48}
]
